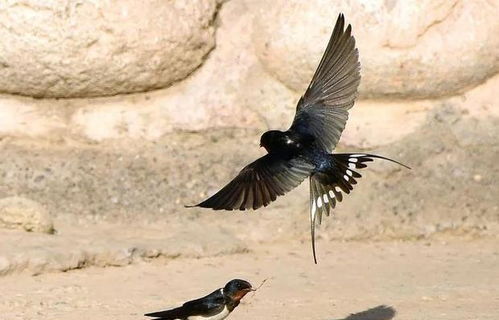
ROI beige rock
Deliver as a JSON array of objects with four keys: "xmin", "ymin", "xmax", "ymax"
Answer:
[
  {"xmin": 0, "ymin": 197, "xmax": 54, "ymax": 233},
  {"xmin": 340, "ymin": 99, "xmax": 431, "ymax": 148},
  {"xmin": 0, "ymin": 0, "xmax": 218, "ymax": 98},
  {"xmin": 0, "ymin": 221, "xmax": 247, "ymax": 276},
  {"xmin": 252, "ymin": 0, "xmax": 499, "ymax": 99},
  {"xmin": 0, "ymin": 256, "xmax": 9, "ymax": 276},
  {"xmin": 0, "ymin": 1, "xmax": 269, "ymax": 141},
  {"xmin": 0, "ymin": 0, "xmax": 498, "ymax": 148},
  {"xmin": 70, "ymin": 0, "xmax": 272, "ymax": 140},
  {"xmin": 0, "ymin": 95, "xmax": 67, "ymax": 138}
]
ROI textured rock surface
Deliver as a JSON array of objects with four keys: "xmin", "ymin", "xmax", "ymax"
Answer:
[
  {"xmin": 0, "ymin": 0, "xmax": 218, "ymax": 98},
  {"xmin": 0, "ymin": 223, "xmax": 247, "ymax": 276},
  {"xmin": 0, "ymin": 0, "xmax": 497, "ymax": 245},
  {"xmin": 253, "ymin": 0, "xmax": 499, "ymax": 98},
  {"xmin": 0, "ymin": 197, "xmax": 54, "ymax": 233},
  {"xmin": 0, "ymin": 103, "xmax": 498, "ymax": 241},
  {"xmin": 1, "ymin": 0, "xmax": 497, "ymax": 141}
]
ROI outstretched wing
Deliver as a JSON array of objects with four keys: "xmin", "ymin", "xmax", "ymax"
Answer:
[
  {"xmin": 309, "ymin": 153, "xmax": 410, "ymax": 263},
  {"xmin": 289, "ymin": 13, "xmax": 361, "ymax": 153},
  {"xmin": 190, "ymin": 154, "xmax": 314, "ymax": 210}
]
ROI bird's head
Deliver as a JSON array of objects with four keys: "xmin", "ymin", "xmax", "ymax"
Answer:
[
  {"xmin": 260, "ymin": 130, "xmax": 284, "ymax": 153},
  {"xmin": 223, "ymin": 279, "xmax": 254, "ymax": 301}
]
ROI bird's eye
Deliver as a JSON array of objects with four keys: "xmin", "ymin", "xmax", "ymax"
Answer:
[{"xmin": 239, "ymin": 283, "xmax": 247, "ymax": 289}]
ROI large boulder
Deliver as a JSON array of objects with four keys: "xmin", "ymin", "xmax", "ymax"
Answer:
[
  {"xmin": 0, "ymin": 197, "xmax": 54, "ymax": 233},
  {"xmin": 0, "ymin": 0, "xmax": 219, "ymax": 98},
  {"xmin": 252, "ymin": 0, "xmax": 499, "ymax": 99}
]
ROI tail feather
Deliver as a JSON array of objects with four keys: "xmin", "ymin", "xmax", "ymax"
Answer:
[
  {"xmin": 309, "ymin": 153, "xmax": 409, "ymax": 263},
  {"xmin": 334, "ymin": 153, "xmax": 411, "ymax": 170},
  {"xmin": 145, "ymin": 306, "xmax": 186, "ymax": 320}
]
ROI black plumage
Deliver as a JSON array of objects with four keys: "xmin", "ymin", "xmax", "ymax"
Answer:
[
  {"xmin": 188, "ymin": 14, "xmax": 409, "ymax": 263},
  {"xmin": 145, "ymin": 279, "xmax": 253, "ymax": 320}
]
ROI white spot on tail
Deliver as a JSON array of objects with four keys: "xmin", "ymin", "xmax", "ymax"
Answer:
[
  {"xmin": 317, "ymin": 197, "xmax": 323, "ymax": 208},
  {"xmin": 334, "ymin": 186, "xmax": 341, "ymax": 193},
  {"xmin": 311, "ymin": 199, "xmax": 317, "ymax": 221},
  {"xmin": 323, "ymin": 194, "xmax": 329, "ymax": 203},
  {"xmin": 328, "ymin": 190, "xmax": 335, "ymax": 198},
  {"xmin": 346, "ymin": 170, "xmax": 353, "ymax": 176},
  {"xmin": 343, "ymin": 175, "xmax": 349, "ymax": 181},
  {"xmin": 348, "ymin": 163, "xmax": 356, "ymax": 169},
  {"xmin": 349, "ymin": 158, "xmax": 358, "ymax": 163},
  {"xmin": 351, "ymin": 154, "xmax": 365, "ymax": 158}
]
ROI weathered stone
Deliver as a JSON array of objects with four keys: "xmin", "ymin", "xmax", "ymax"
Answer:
[
  {"xmin": 0, "ymin": 197, "xmax": 54, "ymax": 233},
  {"xmin": 0, "ymin": 0, "xmax": 497, "ymax": 248},
  {"xmin": 252, "ymin": 0, "xmax": 499, "ymax": 99},
  {"xmin": 69, "ymin": 0, "xmax": 271, "ymax": 140},
  {"xmin": 0, "ymin": 223, "xmax": 248, "ymax": 276},
  {"xmin": 0, "ymin": 0, "xmax": 218, "ymax": 98},
  {"xmin": 0, "ymin": 256, "xmax": 9, "ymax": 276}
]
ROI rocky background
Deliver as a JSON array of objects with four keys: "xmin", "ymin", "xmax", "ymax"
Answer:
[{"xmin": 0, "ymin": 0, "xmax": 498, "ymax": 275}]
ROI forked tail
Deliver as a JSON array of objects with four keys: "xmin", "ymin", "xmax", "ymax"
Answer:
[
  {"xmin": 309, "ymin": 153, "xmax": 410, "ymax": 264},
  {"xmin": 145, "ymin": 306, "xmax": 186, "ymax": 320}
]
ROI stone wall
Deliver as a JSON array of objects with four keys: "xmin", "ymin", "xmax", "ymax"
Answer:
[{"xmin": 0, "ymin": 0, "xmax": 498, "ymax": 240}]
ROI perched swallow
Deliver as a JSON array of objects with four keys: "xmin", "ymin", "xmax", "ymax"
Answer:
[
  {"xmin": 188, "ymin": 14, "xmax": 409, "ymax": 263},
  {"xmin": 145, "ymin": 279, "xmax": 253, "ymax": 320}
]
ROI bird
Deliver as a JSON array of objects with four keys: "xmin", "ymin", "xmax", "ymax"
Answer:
[
  {"xmin": 144, "ymin": 279, "xmax": 253, "ymax": 320},
  {"xmin": 187, "ymin": 13, "xmax": 410, "ymax": 263}
]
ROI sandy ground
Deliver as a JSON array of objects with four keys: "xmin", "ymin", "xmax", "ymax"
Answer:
[{"xmin": 1, "ymin": 239, "xmax": 498, "ymax": 320}]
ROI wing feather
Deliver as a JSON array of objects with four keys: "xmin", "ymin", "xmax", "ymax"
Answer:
[
  {"xmin": 191, "ymin": 154, "xmax": 314, "ymax": 210},
  {"xmin": 145, "ymin": 290, "xmax": 226, "ymax": 319},
  {"xmin": 289, "ymin": 13, "xmax": 361, "ymax": 152}
]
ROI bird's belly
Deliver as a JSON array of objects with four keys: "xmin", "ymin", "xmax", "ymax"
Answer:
[
  {"xmin": 309, "ymin": 152, "xmax": 333, "ymax": 173},
  {"xmin": 187, "ymin": 307, "xmax": 230, "ymax": 320}
]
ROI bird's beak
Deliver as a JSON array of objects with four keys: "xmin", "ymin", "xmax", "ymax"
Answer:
[{"xmin": 240, "ymin": 287, "xmax": 254, "ymax": 293}]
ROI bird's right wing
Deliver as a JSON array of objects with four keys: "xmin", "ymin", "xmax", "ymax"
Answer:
[
  {"xmin": 289, "ymin": 13, "xmax": 361, "ymax": 153},
  {"xmin": 189, "ymin": 154, "xmax": 314, "ymax": 210}
]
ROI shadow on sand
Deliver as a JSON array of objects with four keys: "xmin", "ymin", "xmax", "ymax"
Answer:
[{"xmin": 333, "ymin": 305, "xmax": 396, "ymax": 320}]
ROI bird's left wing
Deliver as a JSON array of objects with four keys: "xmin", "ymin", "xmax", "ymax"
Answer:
[
  {"xmin": 145, "ymin": 290, "xmax": 225, "ymax": 319},
  {"xmin": 289, "ymin": 13, "xmax": 360, "ymax": 153},
  {"xmin": 181, "ymin": 290, "xmax": 227, "ymax": 317},
  {"xmin": 190, "ymin": 154, "xmax": 314, "ymax": 210}
]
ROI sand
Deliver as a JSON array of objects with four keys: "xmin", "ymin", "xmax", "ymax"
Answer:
[{"xmin": 1, "ymin": 238, "xmax": 498, "ymax": 320}]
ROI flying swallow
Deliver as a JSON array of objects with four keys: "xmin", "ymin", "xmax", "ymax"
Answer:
[
  {"xmin": 145, "ymin": 279, "xmax": 253, "ymax": 320},
  {"xmin": 188, "ymin": 14, "xmax": 410, "ymax": 263}
]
